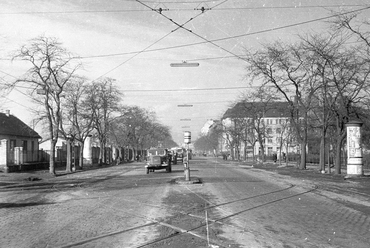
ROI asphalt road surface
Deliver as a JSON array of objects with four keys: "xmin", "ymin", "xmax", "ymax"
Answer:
[{"xmin": 1, "ymin": 157, "xmax": 369, "ymax": 248}]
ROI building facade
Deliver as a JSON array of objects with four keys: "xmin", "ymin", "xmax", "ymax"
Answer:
[
  {"xmin": 221, "ymin": 101, "xmax": 298, "ymax": 160},
  {"xmin": 0, "ymin": 110, "xmax": 41, "ymax": 172}
]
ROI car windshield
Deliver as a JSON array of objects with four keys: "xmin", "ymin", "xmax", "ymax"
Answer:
[{"xmin": 148, "ymin": 149, "xmax": 166, "ymax": 156}]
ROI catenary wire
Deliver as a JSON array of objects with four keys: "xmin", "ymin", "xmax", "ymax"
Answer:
[
  {"xmin": 73, "ymin": 5, "xmax": 370, "ymax": 60},
  {"xmin": 0, "ymin": 4, "xmax": 368, "ymax": 15},
  {"xmin": 138, "ymin": 0, "xmax": 254, "ymax": 62},
  {"xmin": 91, "ymin": 0, "xmax": 211, "ymax": 80}
]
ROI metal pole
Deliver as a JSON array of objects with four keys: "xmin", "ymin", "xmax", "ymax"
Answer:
[{"xmin": 184, "ymin": 145, "xmax": 190, "ymax": 181}]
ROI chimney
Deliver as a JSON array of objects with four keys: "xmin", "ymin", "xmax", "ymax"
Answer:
[{"xmin": 5, "ymin": 110, "xmax": 10, "ymax": 117}]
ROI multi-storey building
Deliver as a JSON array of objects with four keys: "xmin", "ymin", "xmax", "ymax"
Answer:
[{"xmin": 221, "ymin": 101, "xmax": 298, "ymax": 159}]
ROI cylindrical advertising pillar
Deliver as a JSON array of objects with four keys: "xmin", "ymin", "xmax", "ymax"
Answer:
[{"xmin": 346, "ymin": 121, "xmax": 363, "ymax": 177}]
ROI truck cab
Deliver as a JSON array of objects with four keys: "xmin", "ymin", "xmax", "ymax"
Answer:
[{"xmin": 145, "ymin": 148, "xmax": 172, "ymax": 174}]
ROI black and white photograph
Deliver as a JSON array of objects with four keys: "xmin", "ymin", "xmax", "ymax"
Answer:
[{"xmin": 1, "ymin": 1, "xmax": 370, "ymax": 247}]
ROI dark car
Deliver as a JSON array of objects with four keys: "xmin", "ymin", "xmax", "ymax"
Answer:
[{"xmin": 145, "ymin": 148, "xmax": 172, "ymax": 174}]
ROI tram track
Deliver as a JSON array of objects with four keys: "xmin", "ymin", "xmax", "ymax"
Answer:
[
  {"xmin": 51, "ymin": 173, "xmax": 317, "ymax": 248},
  {"xmin": 132, "ymin": 185, "xmax": 318, "ymax": 248},
  {"xmin": 5, "ymin": 159, "xmax": 367, "ymax": 248}
]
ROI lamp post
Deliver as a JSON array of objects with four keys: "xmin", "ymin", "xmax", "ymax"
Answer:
[{"xmin": 184, "ymin": 131, "xmax": 191, "ymax": 181}]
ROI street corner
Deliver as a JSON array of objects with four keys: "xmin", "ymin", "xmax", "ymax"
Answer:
[{"xmin": 171, "ymin": 176, "xmax": 202, "ymax": 185}]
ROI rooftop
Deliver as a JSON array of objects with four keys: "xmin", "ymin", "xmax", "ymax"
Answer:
[
  {"xmin": 223, "ymin": 101, "xmax": 292, "ymax": 119},
  {"xmin": 0, "ymin": 112, "xmax": 41, "ymax": 139}
]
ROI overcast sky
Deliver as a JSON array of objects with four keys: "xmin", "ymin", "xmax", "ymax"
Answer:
[{"xmin": 1, "ymin": 0, "xmax": 369, "ymax": 145}]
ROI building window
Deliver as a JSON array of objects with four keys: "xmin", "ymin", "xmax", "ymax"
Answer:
[
  {"xmin": 268, "ymin": 138, "xmax": 273, "ymax": 144},
  {"xmin": 268, "ymin": 147, "xmax": 273, "ymax": 155},
  {"xmin": 10, "ymin": 140, "xmax": 16, "ymax": 150},
  {"xmin": 22, "ymin": 140, "xmax": 28, "ymax": 151},
  {"xmin": 267, "ymin": 128, "xmax": 272, "ymax": 134},
  {"xmin": 276, "ymin": 128, "xmax": 281, "ymax": 134}
]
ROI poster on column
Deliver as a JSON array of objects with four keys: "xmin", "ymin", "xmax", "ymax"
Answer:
[{"xmin": 347, "ymin": 126, "xmax": 362, "ymax": 164}]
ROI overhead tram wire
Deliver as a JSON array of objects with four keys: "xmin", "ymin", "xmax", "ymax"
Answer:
[
  {"xmin": 138, "ymin": 0, "xmax": 252, "ymax": 62},
  {"xmin": 136, "ymin": 5, "xmax": 370, "ymax": 62},
  {"xmin": 92, "ymin": 1, "xmax": 210, "ymax": 80},
  {"xmin": 1, "ymin": 4, "xmax": 367, "ymax": 15},
  {"xmin": 119, "ymin": 86, "xmax": 256, "ymax": 92},
  {"xmin": 76, "ymin": 5, "xmax": 370, "ymax": 61}
]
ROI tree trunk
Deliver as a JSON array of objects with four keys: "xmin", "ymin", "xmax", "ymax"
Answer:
[
  {"xmin": 49, "ymin": 140, "xmax": 56, "ymax": 175},
  {"xmin": 285, "ymin": 144, "xmax": 289, "ymax": 167},
  {"xmin": 66, "ymin": 139, "xmax": 72, "ymax": 173},
  {"xmin": 334, "ymin": 139, "xmax": 342, "ymax": 174},
  {"xmin": 299, "ymin": 142, "xmax": 306, "ymax": 170},
  {"xmin": 79, "ymin": 142, "xmax": 84, "ymax": 170},
  {"xmin": 260, "ymin": 144, "xmax": 265, "ymax": 163},
  {"xmin": 319, "ymin": 136, "xmax": 325, "ymax": 171},
  {"xmin": 99, "ymin": 141, "xmax": 105, "ymax": 166},
  {"xmin": 334, "ymin": 131, "xmax": 346, "ymax": 175},
  {"xmin": 243, "ymin": 141, "xmax": 247, "ymax": 161}
]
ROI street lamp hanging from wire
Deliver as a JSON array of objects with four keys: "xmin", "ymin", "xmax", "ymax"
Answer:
[{"xmin": 170, "ymin": 61, "xmax": 199, "ymax": 67}]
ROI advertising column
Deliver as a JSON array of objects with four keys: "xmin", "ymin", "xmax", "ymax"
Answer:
[{"xmin": 346, "ymin": 121, "xmax": 363, "ymax": 177}]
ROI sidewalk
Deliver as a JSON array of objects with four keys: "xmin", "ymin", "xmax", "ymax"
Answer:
[
  {"xmin": 0, "ymin": 162, "xmax": 130, "ymax": 186},
  {"xmin": 242, "ymin": 160, "xmax": 370, "ymax": 213}
]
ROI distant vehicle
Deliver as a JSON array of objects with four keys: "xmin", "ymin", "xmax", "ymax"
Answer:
[
  {"xmin": 171, "ymin": 147, "xmax": 186, "ymax": 163},
  {"xmin": 169, "ymin": 149, "xmax": 178, "ymax": 164},
  {"xmin": 145, "ymin": 148, "xmax": 172, "ymax": 174}
]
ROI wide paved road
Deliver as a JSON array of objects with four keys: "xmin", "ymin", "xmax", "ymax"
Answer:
[{"xmin": 1, "ymin": 157, "xmax": 369, "ymax": 248}]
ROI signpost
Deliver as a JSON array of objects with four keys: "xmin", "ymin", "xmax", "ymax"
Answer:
[{"xmin": 183, "ymin": 131, "xmax": 191, "ymax": 181}]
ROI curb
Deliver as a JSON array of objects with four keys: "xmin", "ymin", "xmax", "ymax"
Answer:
[{"xmin": 173, "ymin": 177, "xmax": 202, "ymax": 185}]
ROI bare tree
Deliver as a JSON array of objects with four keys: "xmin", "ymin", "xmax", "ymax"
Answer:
[
  {"xmin": 329, "ymin": 13, "xmax": 370, "ymax": 173},
  {"xmin": 85, "ymin": 78, "xmax": 122, "ymax": 166},
  {"xmin": 330, "ymin": 12, "xmax": 370, "ymax": 56},
  {"xmin": 111, "ymin": 106, "xmax": 174, "ymax": 157},
  {"xmin": 243, "ymin": 41, "xmax": 323, "ymax": 169},
  {"xmin": 61, "ymin": 76, "xmax": 95, "ymax": 170},
  {"xmin": 298, "ymin": 32, "xmax": 344, "ymax": 172},
  {"xmin": 11, "ymin": 36, "xmax": 81, "ymax": 175}
]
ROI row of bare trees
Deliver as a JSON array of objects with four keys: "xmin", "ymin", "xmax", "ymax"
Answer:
[
  {"xmin": 6, "ymin": 36, "xmax": 174, "ymax": 175},
  {"xmin": 197, "ymin": 13, "xmax": 370, "ymax": 174}
]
